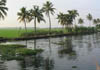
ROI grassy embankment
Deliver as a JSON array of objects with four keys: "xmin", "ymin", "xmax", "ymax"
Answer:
[{"xmin": 0, "ymin": 27, "xmax": 98, "ymax": 38}]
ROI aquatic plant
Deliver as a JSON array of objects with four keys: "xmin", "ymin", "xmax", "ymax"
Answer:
[
  {"xmin": 16, "ymin": 48, "xmax": 43, "ymax": 56},
  {"xmin": 0, "ymin": 44, "xmax": 43, "ymax": 60}
]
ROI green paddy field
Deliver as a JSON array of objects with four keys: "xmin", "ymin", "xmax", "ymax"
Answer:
[
  {"xmin": 0, "ymin": 28, "xmax": 63, "ymax": 38},
  {"xmin": 0, "ymin": 28, "xmax": 33, "ymax": 38},
  {"xmin": 0, "ymin": 27, "xmax": 97, "ymax": 38}
]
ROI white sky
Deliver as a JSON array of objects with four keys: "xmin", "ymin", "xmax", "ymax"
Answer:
[{"xmin": 0, "ymin": 0, "xmax": 100, "ymax": 28}]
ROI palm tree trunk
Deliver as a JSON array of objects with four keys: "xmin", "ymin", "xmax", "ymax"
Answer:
[
  {"xmin": 89, "ymin": 21, "xmax": 91, "ymax": 27},
  {"xmin": 24, "ymin": 20, "xmax": 27, "ymax": 32},
  {"xmin": 34, "ymin": 17, "xmax": 36, "ymax": 35},
  {"xmin": 74, "ymin": 19, "xmax": 76, "ymax": 27},
  {"xmin": 48, "ymin": 13, "xmax": 51, "ymax": 35},
  {"xmin": 62, "ymin": 25, "xmax": 64, "ymax": 33}
]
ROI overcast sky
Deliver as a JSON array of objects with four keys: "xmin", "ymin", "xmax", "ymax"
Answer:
[{"xmin": 0, "ymin": 0, "xmax": 100, "ymax": 28}]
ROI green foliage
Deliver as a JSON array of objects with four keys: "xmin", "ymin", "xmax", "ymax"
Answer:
[
  {"xmin": 0, "ymin": 27, "xmax": 98, "ymax": 38},
  {"xmin": 21, "ymin": 27, "xmax": 98, "ymax": 37},
  {"xmin": 42, "ymin": 1, "xmax": 55, "ymax": 16},
  {"xmin": 21, "ymin": 28, "xmax": 63, "ymax": 37},
  {"xmin": 16, "ymin": 48, "xmax": 43, "ymax": 56},
  {"xmin": 78, "ymin": 18, "xmax": 84, "ymax": 24},
  {"xmin": 0, "ymin": 0, "xmax": 8, "ymax": 19},
  {"xmin": 72, "ymin": 66, "xmax": 77, "ymax": 68},
  {"xmin": 0, "ymin": 44, "xmax": 43, "ymax": 60},
  {"xmin": 87, "ymin": 13, "xmax": 92, "ymax": 21}
]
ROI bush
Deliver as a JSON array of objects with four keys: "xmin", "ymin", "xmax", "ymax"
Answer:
[
  {"xmin": 16, "ymin": 48, "xmax": 43, "ymax": 56},
  {"xmin": 0, "ymin": 44, "xmax": 43, "ymax": 60}
]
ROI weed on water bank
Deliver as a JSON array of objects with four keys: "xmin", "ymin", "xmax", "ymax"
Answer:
[
  {"xmin": 21, "ymin": 27, "xmax": 98, "ymax": 38},
  {"xmin": 0, "ymin": 44, "xmax": 43, "ymax": 60},
  {"xmin": 16, "ymin": 48, "xmax": 43, "ymax": 56}
]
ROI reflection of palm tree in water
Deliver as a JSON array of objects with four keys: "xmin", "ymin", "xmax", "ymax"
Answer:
[
  {"xmin": 25, "ymin": 40, "xmax": 28, "ymax": 47},
  {"xmin": 43, "ymin": 57, "xmax": 54, "ymax": 70},
  {"xmin": 18, "ymin": 38, "xmax": 54, "ymax": 70},
  {"xmin": 19, "ymin": 55, "xmax": 44, "ymax": 70},
  {"xmin": 48, "ymin": 38, "xmax": 52, "ymax": 56},
  {"xmin": 87, "ymin": 34, "xmax": 95, "ymax": 53},
  {"xmin": 0, "ymin": 60, "xmax": 6, "ymax": 70},
  {"xmin": 18, "ymin": 54, "xmax": 54, "ymax": 70},
  {"xmin": 34, "ymin": 39, "xmax": 37, "ymax": 49},
  {"xmin": 42, "ymin": 38, "xmax": 54, "ymax": 70},
  {"xmin": 58, "ymin": 37, "xmax": 77, "ymax": 60}
]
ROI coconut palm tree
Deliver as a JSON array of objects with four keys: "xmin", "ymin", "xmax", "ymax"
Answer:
[
  {"xmin": 17, "ymin": 7, "xmax": 30, "ymax": 32},
  {"xmin": 68, "ymin": 10, "xmax": 79, "ymax": 27},
  {"xmin": 29, "ymin": 5, "xmax": 45, "ymax": 34},
  {"xmin": 65, "ymin": 14, "xmax": 73, "ymax": 28},
  {"xmin": 42, "ymin": 1, "xmax": 55, "ymax": 34},
  {"xmin": 93, "ymin": 19, "xmax": 98, "ymax": 25},
  {"xmin": 57, "ymin": 12, "xmax": 66, "ymax": 29},
  {"xmin": 57, "ymin": 12, "xmax": 73, "ymax": 29},
  {"xmin": 96, "ymin": 18, "xmax": 100, "ymax": 24},
  {"xmin": 78, "ymin": 18, "xmax": 84, "ymax": 26},
  {"xmin": 0, "ymin": 0, "xmax": 8, "ymax": 20},
  {"xmin": 87, "ymin": 13, "xmax": 93, "ymax": 27}
]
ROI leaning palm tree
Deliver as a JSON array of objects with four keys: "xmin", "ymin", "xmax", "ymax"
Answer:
[
  {"xmin": 78, "ymin": 18, "xmax": 84, "ymax": 26},
  {"xmin": 68, "ymin": 10, "xmax": 79, "ymax": 27},
  {"xmin": 0, "ymin": 0, "xmax": 8, "ymax": 20},
  {"xmin": 17, "ymin": 7, "xmax": 30, "ymax": 32},
  {"xmin": 87, "ymin": 13, "xmax": 93, "ymax": 27},
  {"xmin": 42, "ymin": 1, "xmax": 55, "ymax": 34},
  {"xmin": 29, "ymin": 5, "xmax": 45, "ymax": 34}
]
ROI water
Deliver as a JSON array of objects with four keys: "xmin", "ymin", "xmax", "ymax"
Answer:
[{"xmin": 1, "ymin": 33, "xmax": 100, "ymax": 70}]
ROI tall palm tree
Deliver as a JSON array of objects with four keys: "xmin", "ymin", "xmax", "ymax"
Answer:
[
  {"xmin": 68, "ymin": 10, "xmax": 79, "ymax": 27},
  {"xmin": 29, "ymin": 5, "xmax": 45, "ymax": 34},
  {"xmin": 42, "ymin": 1, "xmax": 55, "ymax": 34},
  {"xmin": 87, "ymin": 13, "xmax": 93, "ymax": 27},
  {"xmin": 0, "ymin": 0, "xmax": 8, "ymax": 20},
  {"xmin": 78, "ymin": 18, "xmax": 84, "ymax": 26},
  {"xmin": 17, "ymin": 7, "xmax": 30, "ymax": 32}
]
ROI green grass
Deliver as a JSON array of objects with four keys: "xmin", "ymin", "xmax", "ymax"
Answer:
[
  {"xmin": 16, "ymin": 48, "xmax": 43, "ymax": 56},
  {"xmin": 0, "ymin": 28, "xmax": 33, "ymax": 38},
  {"xmin": 0, "ymin": 28, "xmax": 63, "ymax": 38},
  {"xmin": 0, "ymin": 27, "xmax": 98, "ymax": 38}
]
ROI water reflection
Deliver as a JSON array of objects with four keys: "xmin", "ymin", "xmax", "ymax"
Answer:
[
  {"xmin": 25, "ymin": 40, "xmax": 28, "ymax": 47},
  {"xmin": 48, "ymin": 38, "xmax": 52, "ymax": 56},
  {"xmin": 0, "ymin": 62, "xmax": 7, "ymax": 70},
  {"xmin": 18, "ymin": 54, "xmax": 54, "ymax": 70},
  {"xmin": 58, "ymin": 37, "xmax": 77, "ymax": 60},
  {"xmin": 43, "ymin": 57, "xmax": 54, "ymax": 70},
  {"xmin": 1, "ymin": 33, "xmax": 100, "ymax": 70},
  {"xmin": 16, "ymin": 38, "xmax": 54, "ymax": 70}
]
